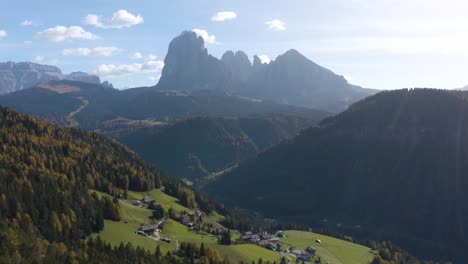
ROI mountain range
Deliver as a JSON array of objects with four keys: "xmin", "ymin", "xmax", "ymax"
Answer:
[
  {"xmin": 0, "ymin": 61, "xmax": 112, "ymax": 94},
  {"xmin": 205, "ymin": 88, "xmax": 468, "ymax": 262},
  {"xmin": 0, "ymin": 79, "xmax": 326, "ymax": 130},
  {"xmin": 156, "ymin": 31, "xmax": 376, "ymax": 112},
  {"xmin": 0, "ymin": 79, "xmax": 328, "ymax": 179}
]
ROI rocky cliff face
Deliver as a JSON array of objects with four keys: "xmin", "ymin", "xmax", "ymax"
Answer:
[
  {"xmin": 243, "ymin": 49, "xmax": 369, "ymax": 110},
  {"xmin": 222, "ymin": 50, "xmax": 252, "ymax": 87},
  {"xmin": 155, "ymin": 31, "xmax": 376, "ymax": 112},
  {"xmin": 156, "ymin": 31, "xmax": 226, "ymax": 91},
  {"xmin": 0, "ymin": 62, "xmax": 110, "ymax": 94}
]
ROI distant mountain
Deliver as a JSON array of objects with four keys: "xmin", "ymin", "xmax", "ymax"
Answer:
[
  {"xmin": 0, "ymin": 80, "xmax": 328, "ymax": 131},
  {"xmin": 0, "ymin": 61, "xmax": 112, "ymax": 94},
  {"xmin": 0, "ymin": 80, "xmax": 122, "ymax": 128},
  {"xmin": 242, "ymin": 49, "xmax": 374, "ymax": 111},
  {"xmin": 155, "ymin": 31, "xmax": 376, "ymax": 112},
  {"xmin": 206, "ymin": 89, "xmax": 468, "ymax": 262},
  {"xmin": 120, "ymin": 113, "xmax": 324, "ymax": 179}
]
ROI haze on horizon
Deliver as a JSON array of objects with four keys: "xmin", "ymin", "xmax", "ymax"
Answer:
[{"xmin": 1, "ymin": 0, "xmax": 468, "ymax": 90}]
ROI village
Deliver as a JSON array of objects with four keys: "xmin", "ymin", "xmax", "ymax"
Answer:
[
  {"xmin": 239, "ymin": 230, "xmax": 318, "ymax": 262},
  {"xmin": 131, "ymin": 195, "xmax": 320, "ymax": 263}
]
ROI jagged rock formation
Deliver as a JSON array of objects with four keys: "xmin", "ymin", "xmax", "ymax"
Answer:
[
  {"xmin": 222, "ymin": 50, "xmax": 252, "ymax": 89},
  {"xmin": 155, "ymin": 31, "xmax": 376, "ymax": 112},
  {"xmin": 156, "ymin": 31, "xmax": 225, "ymax": 91}
]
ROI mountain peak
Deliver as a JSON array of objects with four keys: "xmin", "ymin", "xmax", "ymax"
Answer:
[
  {"xmin": 252, "ymin": 55, "xmax": 267, "ymax": 70},
  {"xmin": 156, "ymin": 31, "xmax": 224, "ymax": 90},
  {"xmin": 222, "ymin": 50, "xmax": 252, "ymax": 85},
  {"xmin": 155, "ymin": 31, "xmax": 375, "ymax": 111},
  {"xmin": 171, "ymin": 30, "xmax": 206, "ymax": 52},
  {"xmin": 276, "ymin": 49, "xmax": 309, "ymax": 63}
]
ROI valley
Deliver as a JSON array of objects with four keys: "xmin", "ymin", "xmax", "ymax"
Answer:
[{"xmin": 0, "ymin": 7, "xmax": 465, "ymax": 263}]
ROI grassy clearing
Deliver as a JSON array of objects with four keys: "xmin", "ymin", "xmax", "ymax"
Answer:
[
  {"xmin": 127, "ymin": 188, "xmax": 189, "ymax": 212},
  {"xmin": 93, "ymin": 220, "xmax": 174, "ymax": 253},
  {"xmin": 90, "ymin": 190, "xmax": 373, "ymax": 263},
  {"xmin": 215, "ymin": 244, "xmax": 280, "ymax": 263},
  {"xmin": 281, "ymin": 230, "xmax": 375, "ymax": 264},
  {"xmin": 90, "ymin": 189, "xmax": 281, "ymax": 262}
]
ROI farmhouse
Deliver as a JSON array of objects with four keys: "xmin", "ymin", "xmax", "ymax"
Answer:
[
  {"xmin": 267, "ymin": 242, "xmax": 278, "ymax": 251},
  {"xmin": 306, "ymin": 246, "xmax": 316, "ymax": 255},
  {"xmin": 139, "ymin": 224, "xmax": 159, "ymax": 235},
  {"xmin": 276, "ymin": 231, "xmax": 286, "ymax": 238}
]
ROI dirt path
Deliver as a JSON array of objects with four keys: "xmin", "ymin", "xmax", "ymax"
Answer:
[
  {"xmin": 196, "ymin": 164, "xmax": 239, "ymax": 189},
  {"xmin": 67, "ymin": 96, "xmax": 89, "ymax": 127}
]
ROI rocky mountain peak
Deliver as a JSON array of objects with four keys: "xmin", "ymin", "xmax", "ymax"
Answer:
[
  {"xmin": 156, "ymin": 31, "xmax": 225, "ymax": 90},
  {"xmin": 222, "ymin": 50, "xmax": 252, "ymax": 84}
]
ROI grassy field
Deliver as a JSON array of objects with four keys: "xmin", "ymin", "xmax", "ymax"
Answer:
[
  {"xmin": 91, "ymin": 189, "xmax": 282, "ymax": 262},
  {"xmin": 91, "ymin": 189, "xmax": 374, "ymax": 263},
  {"xmin": 127, "ymin": 188, "xmax": 190, "ymax": 212},
  {"xmin": 281, "ymin": 230, "xmax": 375, "ymax": 264}
]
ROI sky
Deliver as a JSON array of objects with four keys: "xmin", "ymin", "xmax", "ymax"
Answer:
[{"xmin": 1, "ymin": 0, "xmax": 468, "ymax": 89}]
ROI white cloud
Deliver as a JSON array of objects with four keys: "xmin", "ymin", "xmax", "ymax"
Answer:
[
  {"xmin": 96, "ymin": 63, "xmax": 141, "ymax": 77},
  {"xmin": 62, "ymin": 46, "xmax": 120, "ymax": 56},
  {"xmin": 84, "ymin": 10, "xmax": 144, "ymax": 29},
  {"xmin": 258, "ymin": 55, "xmax": 271, "ymax": 64},
  {"xmin": 130, "ymin": 52, "xmax": 143, "ymax": 59},
  {"xmin": 141, "ymin": 60, "xmax": 164, "ymax": 72},
  {"xmin": 211, "ymin": 11, "xmax": 237, "ymax": 22},
  {"xmin": 147, "ymin": 53, "xmax": 157, "ymax": 60},
  {"xmin": 95, "ymin": 59, "xmax": 164, "ymax": 77},
  {"xmin": 20, "ymin": 20, "xmax": 34, "ymax": 26},
  {"xmin": 265, "ymin": 19, "xmax": 286, "ymax": 31},
  {"xmin": 34, "ymin": 56, "xmax": 45, "ymax": 62},
  {"xmin": 148, "ymin": 75, "xmax": 161, "ymax": 81},
  {"xmin": 24, "ymin": 40, "xmax": 32, "ymax": 44},
  {"xmin": 0, "ymin": 30, "xmax": 7, "ymax": 38},
  {"xmin": 192, "ymin": 29, "xmax": 217, "ymax": 44},
  {"xmin": 37, "ymin": 26, "xmax": 98, "ymax": 42}
]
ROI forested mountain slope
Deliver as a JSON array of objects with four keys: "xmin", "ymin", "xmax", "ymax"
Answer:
[
  {"xmin": 206, "ymin": 89, "xmax": 468, "ymax": 262},
  {"xmin": 120, "ymin": 113, "xmax": 318, "ymax": 179},
  {"xmin": 0, "ymin": 106, "xmax": 217, "ymax": 263}
]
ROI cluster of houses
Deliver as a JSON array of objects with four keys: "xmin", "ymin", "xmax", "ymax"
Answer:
[
  {"xmin": 240, "ymin": 231, "xmax": 316, "ymax": 262},
  {"xmin": 286, "ymin": 247, "xmax": 317, "ymax": 262},
  {"xmin": 178, "ymin": 210, "xmax": 203, "ymax": 229},
  {"xmin": 132, "ymin": 196, "xmax": 155, "ymax": 207},
  {"xmin": 240, "ymin": 231, "xmax": 285, "ymax": 249}
]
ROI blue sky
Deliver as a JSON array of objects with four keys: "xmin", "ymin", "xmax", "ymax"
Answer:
[{"xmin": 1, "ymin": 0, "xmax": 468, "ymax": 89}]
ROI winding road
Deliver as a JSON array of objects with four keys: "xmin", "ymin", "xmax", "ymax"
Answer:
[{"xmin": 67, "ymin": 96, "xmax": 89, "ymax": 127}]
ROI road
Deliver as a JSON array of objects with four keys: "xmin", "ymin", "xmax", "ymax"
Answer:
[{"xmin": 67, "ymin": 96, "xmax": 89, "ymax": 127}]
